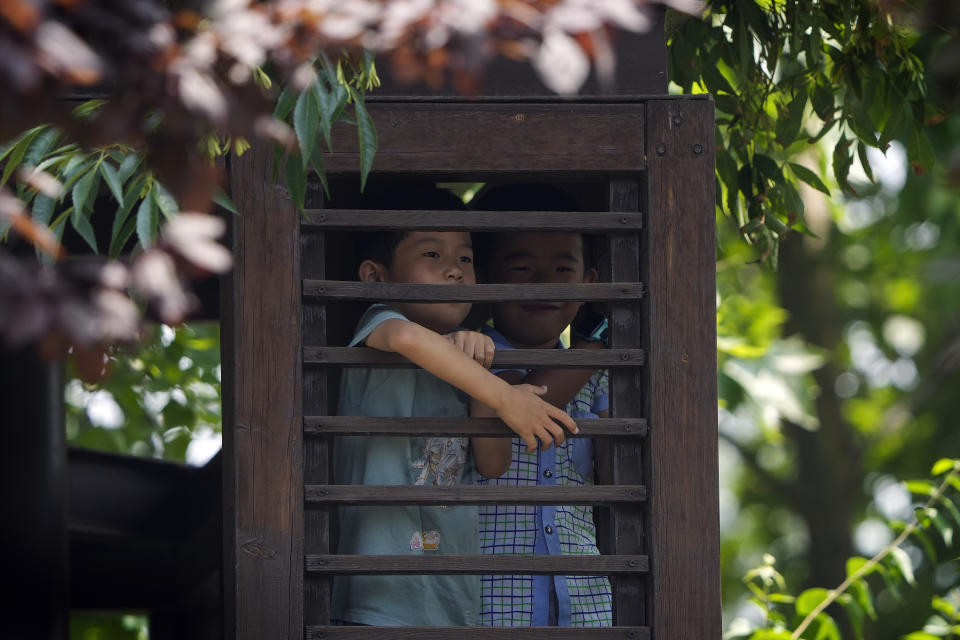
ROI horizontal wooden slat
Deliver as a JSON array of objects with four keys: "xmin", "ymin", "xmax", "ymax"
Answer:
[
  {"xmin": 306, "ymin": 627, "xmax": 650, "ymax": 639},
  {"xmin": 305, "ymin": 554, "xmax": 647, "ymax": 575},
  {"xmin": 303, "ymin": 347, "xmax": 645, "ymax": 368},
  {"xmin": 303, "ymin": 281, "xmax": 644, "ymax": 302},
  {"xmin": 302, "ymin": 210, "xmax": 642, "ymax": 231},
  {"xmin": 305, "ymin": 485, "xmax": 646, "ymax": 505},
  {"xmin": 304, "ymin": 416, "xmax": 648, "ymax": 437},
  {"xmin": 324, "ymin": 103, "xmax": 645, "ymax": 173}
]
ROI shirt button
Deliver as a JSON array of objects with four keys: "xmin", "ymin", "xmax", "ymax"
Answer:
[
  {"xmin": 544, "ymin": 525, "xmax": 554, "ymax": 535},
  {"xmin": 543, "ymin": 469, "xmax": 553, "ymax": 478}
]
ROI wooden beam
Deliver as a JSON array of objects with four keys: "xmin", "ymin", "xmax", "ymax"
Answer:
[
  {"xmin": 645, "ymin": 98, "xmax": 721, "ymax": 639},
  {"xmin": 304, "ymin": 416, "xmax": 648, "ymax": 437},
  {"xmin": 306, "ymin": 555, "xmax": 648, "ymax": 575},
  {"xmin": 302, "ymin": 210, "xmax": 642, "ymax": 231},
  {"xmin": 304, "ymin": 485, "xmax": 646, "ymax": 505},
  {"xmin": 303, "ymin": 347, "xmax": 645, "ymax": 368},
  {"xmin": 303, "ymin": 281, "xmax": 644, "ymax": 303},
  {"xmin": 223, "ymin": 141, "xmax": 304, "ymax": 640},
  {"xmin": 306, "ymin": 627, "xmax": 650, "ymax": 639},
  {"xmin": 324, "ymin": 103, "xmax": 646, "ymax": 174}
]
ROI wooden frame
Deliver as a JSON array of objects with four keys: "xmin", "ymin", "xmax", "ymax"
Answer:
[{"xmin": 224, "ymin": 97, "xmax": 719, "ymax": 639}]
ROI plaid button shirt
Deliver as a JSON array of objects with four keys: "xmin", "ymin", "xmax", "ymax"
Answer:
[{"xmin": 477, "ymin": 327, "xmax": 612, "ymax": 626}]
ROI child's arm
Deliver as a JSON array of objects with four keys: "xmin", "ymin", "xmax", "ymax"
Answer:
[
  {"xmin": 512, "ymin": 338, "xmax": 607, "ymax": 409},
  {"xmin": 365, "ymin": 319, "xmax": 578, "ymax": 452},
  {"xmin": 470, "ymin": 400, "xmax": 512, "ymax": 478}
]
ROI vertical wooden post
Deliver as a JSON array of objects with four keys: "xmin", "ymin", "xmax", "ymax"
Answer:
[
  {"xmin": 644, "ymin": 97, "xmax": 720, "ymax": 638},
  {"xmin": 302, "ymin": 184, "xmax": 331, "ymax": 626},
  {"xmin": 223, "ymin": 143, "xmax": 303, "ymax": 640},
  {"xmin": 606, "ymin": 179, "xmax": 646, "ymax": 626},
  {"xmin": 1, "ymin": 347, "xmax": 67, "ymax": 640}
]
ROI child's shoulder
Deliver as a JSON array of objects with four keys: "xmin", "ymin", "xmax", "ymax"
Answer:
[{"xmin": 350, "ymin": 304, "xmax": 409, "ymax": 347}]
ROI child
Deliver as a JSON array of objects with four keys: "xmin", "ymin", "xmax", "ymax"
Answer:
[
  {"xmin": 331, "ymin": 187, "xmax": 578, "ymax": 627},
  {"xmin": 472, "ymin": 184, "xmax": 613, "ymax": 627}
]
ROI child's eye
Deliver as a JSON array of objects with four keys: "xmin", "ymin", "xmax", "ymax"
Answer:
[
  {"xmin": 459, "ymin": 256, "xmax": 473, "ymax": 264},
  {"xmin": 557, "ymin": 266, "xmax": 575, "ymax": 273},
  {"xmin": 422, "ymin": 251, "xmax": 440, "ymax": 258},
  {"xmin": 508, "ymin": 265, "xmax": 532, "ymax": 272}
]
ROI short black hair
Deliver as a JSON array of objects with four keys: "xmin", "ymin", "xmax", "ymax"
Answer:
[
  {"xmin": 358, "ymin": 186, "xmax": 467, "ymax": 266},
  {"xmin": 470, "ymin": 183, "xmax": 595, "ymax": 271}
]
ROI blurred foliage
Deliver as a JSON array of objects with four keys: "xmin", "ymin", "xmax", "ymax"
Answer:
[
  {"xmin": 70, "ymin": 612, "xmax": 148, "ymax": 640},
  {"xmin": 669, "ymin": 0, "xmax": 943, "ymax": 263},
  {"xmin": 65, "ymin": 322, "xmax": 221, "ymax": 465},
  {"xmin": 728, "ymin": 460, "xmax": 960, "ymax": 639}
]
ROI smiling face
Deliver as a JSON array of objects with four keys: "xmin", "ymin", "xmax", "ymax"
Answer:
[
  {"xmin": 359, "ymin": 231, "xmax": 475, "ymax": 333},
  {"xmin": 486, "ymin": 232, "xmax": 596, "ymax": 349}
]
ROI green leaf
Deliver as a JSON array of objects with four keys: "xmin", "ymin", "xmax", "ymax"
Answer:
[
  {"xmin": 273, "ymin": 86, "xmax": 297, "ymax": 121},
  {"xmin": 136, "ymin": 187, "xmax": 158, "ymax": 248},
  {"xmin": 907, "ymin": 125, "xmax": 935, "ymax": 173},
  {"xmin": 284, "ymin": 153, "xmax": 306, "ymax": 210},
  {"xmin": 754, "ymin": 154, "xmax": 783, "ymax": 186},
  {"xmin": 879, "ymin": 107, "xmax": 905, "ymax": 149},
  {"xmin": 100, "ymin": 162, "xmax": 124, "ymax": 205},
  {"xmin": 796, "ymin": 587, "xmax": 830, "ymax": 617},
  {"xmin": 931, "ymin": 510, "xmax": 954, "ymax": 546},
  {"xmin": 70, "ymin": 204, "xmax": 98, "ymax": 253},
  {"xmin": 32, "ymin": 194, "xmax": 55, "ymax": 227},
  {"xmin": 833, "ymin": 136, "xmax": 855, "ymax": 194},
  {"xmin": 932, "ymin": 459, "xmax": 958, "ymax": 475},
  {"xmin": 846, "ymin": 556, "xmax": 872, "ymax": 578},
  {"xmin": 213, "ymin": 187, "xmax": 238, "ymax": 215},
  {"xmin": 1, "ymin": 127, "xmax": 44, "ymax": 186},
  {"xmin": 910, "ymin": 526, "xmax": 938, "ymax": 563},
  {"xmin": 294, "ymin": 86, "xmax": 320, "ymax": 169},
  {"xmin": 850, "ymin": 578, "xmax": 876, "ymax": 620},
  {"xmin": 857, "ymin": 142, "xmax": 874, "ymax": 183},
  {"xmin": 937, "ymin": 494, "xmax": 960, "ymax": 530},
  {"xmin": 906, "ymin": 480, "xmax": 935, "ymax": 496},
  {"xmin": 116, "ymin": 153, "xmax": 142, "ymax": 183},
  {"xmin": 315, "ymin": 80, "xmax": 348, "ymax": 151},
  {"xmin": 838, "ymin": 594, "xmax": 864, "ymax": 640},
  {"xmin": 351, "ymin": 90, "xmax": 378, "ymax": 193},
  {"xmin": 890, "ymin": 546, "xmax": 916, "ymax": 585},
  {"xmin": 23, "ymin": 126, "xmax": 61, "ymax": 167},
  {"xmin": 152, "ymin": 181, "xmax": 178, "ymax": 219},
  {"xmin": 788, "ymin": 162, "xmax": 830, "ymax": 195},
  {"xmin": 310, "ymin": 143, "xmax": 330, "ymax": 200},
  {"xmin": 776, "ymin": 94, "xmax": 807, "ymax": 146},
  {"xmin": 71, "ymin": 164, "xmax": 100, "ymax": 215}
]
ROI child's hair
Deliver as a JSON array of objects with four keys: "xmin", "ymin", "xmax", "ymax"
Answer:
[
  {"xmin": 358, "ymin": 186, "xmax": 467, "ymax": 266},
  {"xmin": 470, "ymin": 183, "xmax": 595, "ymax": 270}
]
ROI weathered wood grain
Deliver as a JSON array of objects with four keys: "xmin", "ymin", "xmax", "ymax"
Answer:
[
  {"xmin": 303, "ymin": 347, "xmax": 645, "ymax": 368},
  {"xmin": 303, "ymin": 416, "xmax": 648, "ymax": 437},
  {"xmin": 323, "ymin": 103, "xmax": 646, "ymax": 173},
  {"xmin": 301, "ymin": 184, "xmax": 331, "ymax": 626},
  {"xmin": 304, "ymin": 484, "xmax": 646, "ymax": 505},
  {"xmin": 303, "ymin": 281, "xmax": 645, "ymax": 302},
  {"xmin": 607, "ymin": 179, "xmax": 646, "ymax": 626},
  {"xmin": 302, "ymin": 210, "xmax": 642, "ymax": 231},
  {"xmin": 305, "ymin": 627, "xmax": 650, "ymax": 639},
  {"xmin": 223, "ymin": 141, "xmax": 303, "ymax": 640},
  {"xmin": 646, "ymin": 98, "xmax": 721, "ymax": 639},
  {"xmin": 306, "ymin": 555, "xmax": 648, "ymax": 575}
]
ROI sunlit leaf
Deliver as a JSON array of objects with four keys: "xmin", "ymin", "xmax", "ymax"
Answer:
[
  {"xmin": 136, "ymin": 187, "xmax": 158, "ymax": 248},
  {"xmin": 796, "ymin": 587, "xmax": 831, "ymax": 616},
  {"xmin": 294, "ymin": 86, "xmax": 319, "ymax": 169},
  {"xmin": 890, "ymin": 546, "xmax": 916, "ymax": 586},
  {"xmin": 351, "ymin": 89, "xmax": 378, "ymax": 193}
]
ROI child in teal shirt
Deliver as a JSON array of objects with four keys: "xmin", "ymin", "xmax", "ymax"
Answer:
[{"xmin": 332, "ymin": 188, "xmax": 578, "ymax": 626}]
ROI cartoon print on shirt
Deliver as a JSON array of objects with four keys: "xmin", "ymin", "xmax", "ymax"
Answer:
[
  {"xmin": 410, "ymin": 530, "xmax": 441, "ymax": 551},
  {"xmin": 412, "ymin": 437, "xmax": 467, "ymax": 486}
]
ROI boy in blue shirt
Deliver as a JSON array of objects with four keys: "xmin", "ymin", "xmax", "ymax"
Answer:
[
  {"xmin": 472, "ymin": 184, "xmax": 613, "ymax": 627},
  {"xmin": 332, "ymin": 187, "xmax": 578, "ymax": 627}
]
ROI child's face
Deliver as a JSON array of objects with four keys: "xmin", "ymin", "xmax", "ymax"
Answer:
[
  {"xmin": 487, "ymin": 233, "xmax": 596, "ymax": 349},
  {"xmin": 364, "ymin": 231, "xmax": 475, "ymax": 333}
]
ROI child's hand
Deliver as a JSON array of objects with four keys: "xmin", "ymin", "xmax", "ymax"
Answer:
[
  {"xmin": 496, "ymin": 384, "xmax": 579, "ymax": 453},
  {"xmin": 445, "ymin": 330, "xmax": 495, "ymax": 369}
]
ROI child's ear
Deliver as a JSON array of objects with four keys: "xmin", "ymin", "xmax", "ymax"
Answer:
[
  {"xmin": 358, "ymin": 260, "xmax": 389, "ymax": 282},
  {"xmin": 582, "ymin": 267, "xmax": 598, "ymax": 284}
]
